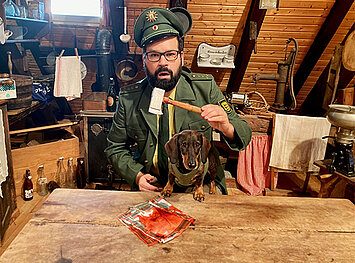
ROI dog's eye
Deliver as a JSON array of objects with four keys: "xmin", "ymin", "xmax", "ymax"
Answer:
[{"xmin": 196, "ymin": 142, "xmax": 200, "ymax": 147}]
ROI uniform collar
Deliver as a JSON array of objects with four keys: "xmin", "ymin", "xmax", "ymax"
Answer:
[{"xmin": 175, "ymin": 73, "xmax": 197, "ymax": 102}]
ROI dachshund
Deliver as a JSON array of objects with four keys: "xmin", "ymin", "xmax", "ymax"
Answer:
[{"xmin": 161, "ymin": 130, "xmax": 217, "ymax": 201}]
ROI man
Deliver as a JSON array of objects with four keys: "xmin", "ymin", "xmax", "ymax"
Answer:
[{"xmin": 105, "ymin": 7, "xmax": 251, "ymax": 194}]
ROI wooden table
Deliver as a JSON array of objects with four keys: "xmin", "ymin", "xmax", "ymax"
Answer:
[{"xmin": 1, "ymin": 189, "xmax": 354, "ymax": 262}]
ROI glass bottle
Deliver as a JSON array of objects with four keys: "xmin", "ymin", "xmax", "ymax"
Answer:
[
  {"xmin": 67, "ymin": 158, "xmax": 75, "ymax": 188},
  {"xmin": 37, "ymin": 165, "xmax": 48, "ymax": 196},
  {"xmin": 4, "ymin": 0, "xmax": 16, "ymax": 17},
  {"xmin": 107, "ymin": 77, "xmax": 117, "ymax": 112},
  {"xmin": 23, "ymin": 169, "xmax": 33, "ymax": 201},
  {"xmin": 76, "ymin": 158, "xmax": 86, "ymax": 189},
  {"xmin": 56, "ymin": 157, "xmax": 67, "ymax": 187}
]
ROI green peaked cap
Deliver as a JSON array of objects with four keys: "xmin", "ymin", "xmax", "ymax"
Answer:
[{"xmin": 134, "ymin": 7, "xmax": 192, "ymax": 48}]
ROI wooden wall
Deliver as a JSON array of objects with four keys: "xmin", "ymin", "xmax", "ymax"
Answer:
[{"xmin": 37, "ymin": 0, "xmax": 354, "ymax": 113}]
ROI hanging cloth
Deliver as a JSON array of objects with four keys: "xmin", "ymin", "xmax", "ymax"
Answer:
[
  {"xmin": 0, "ymin": 109, "xmax": 9, "ymax": 198},
  {"xmin": 237, "ymin": 135, "xmax": 276, "ymax": 195},
  {"xmin": 54, "ymin": 55, "xmax": 82, "ymax": 99}
]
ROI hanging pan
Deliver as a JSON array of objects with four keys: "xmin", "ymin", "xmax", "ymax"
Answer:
[{"xmin": 115, "ymin": 58, "xmax": 138, "ymax": 82}]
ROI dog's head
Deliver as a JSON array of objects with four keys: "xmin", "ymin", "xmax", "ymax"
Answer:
[{"xmin": 165, "ymin": 130, "xmax": 211, "ymax": 170}]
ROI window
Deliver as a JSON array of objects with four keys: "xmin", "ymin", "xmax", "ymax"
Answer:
[{"xmin": 51, "ymin": 0, "xmax": 101, "ymax": 26}]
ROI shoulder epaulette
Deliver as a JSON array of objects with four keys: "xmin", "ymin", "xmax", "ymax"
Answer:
[
  {"xmin": 185, "ymin": 72, "xmax": 213, "ymax": 81},
  {"xmin": 119, "ymin": 83, "xmax": 143, "ymax": 95}
]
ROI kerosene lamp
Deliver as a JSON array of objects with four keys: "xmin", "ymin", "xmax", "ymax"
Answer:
[{"xmin": 326, "ymin": 105, "xmax": 355, "ymax": 176}]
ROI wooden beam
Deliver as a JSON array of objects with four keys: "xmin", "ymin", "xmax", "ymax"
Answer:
[
  {"xmin": 226, "ymin": 0, "xmax": 267, "ymax": 94},
  {"xmin": 170, "ymin": 0, "xmax": 187, "ymax": 8},
  {"xmin": 285, "ymin": 0, "xmax": 354, "ymax": 109},
  {"xmin": 9, "ymin": 121, "xmax": 79, "ymax": 135},
  {"xmin": 299, "ymin": 23, "xmax": 355, "ymax": 116}
]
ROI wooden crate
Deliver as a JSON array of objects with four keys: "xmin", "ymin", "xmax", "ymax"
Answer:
[{"xmin": 11, "ymin": 132, "xmax": 80, "ymax": 197}]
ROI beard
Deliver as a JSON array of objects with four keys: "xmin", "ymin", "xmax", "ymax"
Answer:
[{"xmin": 144, "ymin": 60, "xmax": 182, "ymax": 92}]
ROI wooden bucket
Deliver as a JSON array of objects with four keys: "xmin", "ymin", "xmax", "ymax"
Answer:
[{"xmin": 7, "ymin": 75, "xmax": 33, "ymax": 110}]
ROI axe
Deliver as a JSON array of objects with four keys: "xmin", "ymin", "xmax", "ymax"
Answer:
[{"xmin": 148, "ymin": 87, "xmax": 202, "ymax": 115}]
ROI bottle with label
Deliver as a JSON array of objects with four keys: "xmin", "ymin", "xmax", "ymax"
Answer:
[
  {"xmin": 76, "ymin": 158, "xmax": 86, "ymax": 189},
  {"xmin": 23, "ymin": 170, "xmax": 33, "ymax": 201},
  {"xmin": 56, "ymin": 157, "xmax": 67, "ymax": 187},
  {"xmin": 67, "ymin": 158, "xmax": 75, "ymax": 188},
  {"xmin": 107, "ymin": 77, "xmax": 117, "ymax": 112},
  {"xmin": 37, "ymin": 165, "xmax": 48, "ymax": 196}
]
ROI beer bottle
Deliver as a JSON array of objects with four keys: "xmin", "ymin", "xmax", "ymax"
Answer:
[
  {"xmin": 23, "ymin": 170, "xmax": 33, "ymax": 201},
  {"xmin": 37, "ymin": 165, "xmax": 48, "ymax": 196},
  {"xmin": 56, "ymin": 157, "xmax": 67, "ymax": 187},
  {"xmin": 107, "ymin": 77, "xmax": 117, "ymax": 112},
  {"xmin": 76, "ymin": 158, "xmax": 86, "ymax": 189},
  {"xmin": 67, "ymin": 158, "xmax": 75, "ymax": 188}
]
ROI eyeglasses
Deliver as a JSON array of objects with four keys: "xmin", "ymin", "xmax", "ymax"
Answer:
[{"xmin": 144, "ymin": 50, "xmax": 181, "ymax": 62}]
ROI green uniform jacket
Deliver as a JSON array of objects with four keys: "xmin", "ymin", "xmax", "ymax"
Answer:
[{"xmin": 105, "ymin": 71, "xmax": 252, "ymax": 194}]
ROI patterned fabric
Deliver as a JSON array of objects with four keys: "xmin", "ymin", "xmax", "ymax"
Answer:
[
  {"xmin": 0, "ymin": 80, "xmax": 16, "ymax": 99},
  {"xmin": 237, "ymin": 135, "xmax": 276, "ymax": 196},
  {"xmin": 118, "ymin": 195, "xmax": 195, "ymax": 246}
]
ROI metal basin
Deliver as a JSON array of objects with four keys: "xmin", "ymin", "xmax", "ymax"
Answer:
[{"xmin": 327, "ymin": 104, "xmax": 355, "ymax": 130}]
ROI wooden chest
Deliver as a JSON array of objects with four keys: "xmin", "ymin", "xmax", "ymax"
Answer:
[{"xmin": 11, "ymin": 131, "xmax": 80, "ymax": 196}]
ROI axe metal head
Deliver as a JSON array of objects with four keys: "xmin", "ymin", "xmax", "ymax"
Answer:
[{"xmin": 148, "ymin": 87, "xmax": 165, "ymax": 115}]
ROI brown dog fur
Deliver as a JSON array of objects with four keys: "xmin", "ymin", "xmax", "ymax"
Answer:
[{"xmin": 161, "ymin": 130, "xmax": 217, "ymax": 201}]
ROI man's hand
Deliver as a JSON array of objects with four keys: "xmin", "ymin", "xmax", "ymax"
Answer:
[
  {"xmin": 200, "ymin": 104, "xmax": 235, "ymax": 140},
  {"xmin": 135, "ymin": 171, "xmax": 162, "ymax": 192}
]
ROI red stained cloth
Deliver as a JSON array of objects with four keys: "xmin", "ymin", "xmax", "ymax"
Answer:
[
  {"xmin": 237, "ymin": 135, "xmax": 277, "ymax": 195},
  {"xmin": 138, "ymin": 206, "xmax": 185, "ymax": 237},
  {"xmin": 118, "ymin": 196, "xmax": 195, "ymax": 246}
]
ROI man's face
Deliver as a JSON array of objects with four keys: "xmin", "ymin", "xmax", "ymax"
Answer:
[{"xmin": 143, "ymin": 36, "xmax": 184, "ymax": 92}]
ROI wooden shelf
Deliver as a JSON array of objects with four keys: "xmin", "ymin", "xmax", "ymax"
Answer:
[
  {"xmin": 5, "ymin": 39, "xmax": 40, "ymax": 44},
  {"xmin": 5, "ymin": 16, "xmax": 48, "ymax": 39},
  {"xmin": 6, "ymin": 16, "xmax": 48, "ymax": 24},
  {"xmin": 7, "ymin": 101, "xmax": 44, "ymax": 125}
]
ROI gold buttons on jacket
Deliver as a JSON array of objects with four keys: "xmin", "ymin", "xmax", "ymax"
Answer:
[
  {"xmin": 201, "ymin": 125, "xmax": 206, "ymax": 130},
  {"xmin": 144, "ymin": 160, "xmax": 149, "ymax": 164},
  {"xmin": 149, "ymin": 143, "xmax": 154, "ymax": 147},
  {"xmin": 134, "ymin": 135, "xmax": 138, "ymax": 140}
]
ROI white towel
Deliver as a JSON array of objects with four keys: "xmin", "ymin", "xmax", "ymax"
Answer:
[
  {"xmin": 269, "ymin": 114, "xmax": 331, "ymax": 172},
  {"xmin": 0, "ymin": 109, "xmax": 9, "ymax": 198},
  {"xmin": 54, "ymin": 56, "xmax": 82, "ymax": 99}
]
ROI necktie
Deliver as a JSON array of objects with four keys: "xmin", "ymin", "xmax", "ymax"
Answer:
[{"xmin": 158, "ymin": 103, "xmax": 169, "ymax": 177}]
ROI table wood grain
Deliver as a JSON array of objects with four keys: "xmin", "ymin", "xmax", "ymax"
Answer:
[{"xmin": 1, "ymin": 189, "xmax": 354, "ymax": 263}]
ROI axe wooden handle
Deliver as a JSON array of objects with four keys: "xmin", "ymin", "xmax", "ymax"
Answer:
[{"xmin": 163, "ymin": 97, "xmax": 202, "ymax": 114}]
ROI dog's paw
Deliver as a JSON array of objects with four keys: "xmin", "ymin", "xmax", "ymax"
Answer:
[
  {"xmin": 161, "ymin": 188, "xmax": 173, "ymax": 197},
  {"xmin": 193, "ymin": 192, "xmax": 205, "ymax": 202},
  {"xmin": 209, "ymin": 188, "xmax": 216, "ymax": 194},
  {"xmin": 209, "ymin": 181, "xmax": 216, "ymax": 194}
]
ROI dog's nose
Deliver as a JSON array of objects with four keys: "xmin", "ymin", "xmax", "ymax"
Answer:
[{"xmin": 188, "ymin": 160, "xmax": 196, "ymax": 169}]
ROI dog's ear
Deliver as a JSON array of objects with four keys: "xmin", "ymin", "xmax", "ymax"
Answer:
[
  {"xmin": 200, "ymin": 133, "xmax": 211, "ymax": 163},
  {"xmin": 165, "ymin": 133, "xmax": 179, "ymax": 164}
]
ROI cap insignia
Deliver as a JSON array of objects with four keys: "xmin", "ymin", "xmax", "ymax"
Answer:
[
  {"xmin": 152, "ymin": 25, "xmax": 158, "ymax": 31},
  {"xmin": 146, "ymin": 10, "xmax": 158, "ymax": 22}
]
